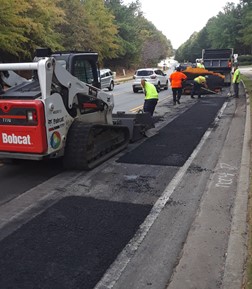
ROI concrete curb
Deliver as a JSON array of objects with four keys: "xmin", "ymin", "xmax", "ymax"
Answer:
[
  {"xmin": 222, "ymin": 81, "xmax": 251, "ymax": 289},
  {"xmin": 115, "ymin": 77, "xmax": 132, "ymax": 84}
]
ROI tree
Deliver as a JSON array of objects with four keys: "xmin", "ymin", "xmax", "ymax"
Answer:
[
  {"xmin": 22, "ymin": 0, "xmax": 65, "ymax": 55},
  {"xmin": 138, "ymin": 19, "xmax": 172, "ymax": 67},
  {"xmin": 82, "ymin": 0, "xmax": 120, "ymax": 63},
  {"xmin": 240, "ymin": 0, "xmax": 252, "ymax": 53},
  {"xmin": 56, "ymin": 0, "xmax": 91, "ymax": 51},
  {"xmin": 104, "ymin": 0, "xmax": 143, "ymax": 67},
  {"xmin": 175, "ymin": 1, "xmax": 252, "ymax": 62},
  {"xmin": 0, "ymin": 0, "xmax": 64, "ymax": 60},
  {"xmin": 0, "ymin": 0, "xmax": 31, "ymax": 60}
]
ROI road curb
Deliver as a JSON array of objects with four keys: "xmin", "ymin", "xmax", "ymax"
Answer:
[
  {"xmin": 115, "ymin": 77, "xmax": 132, "ymax": 84},
  {"xmin": 222, "ymin": 81, "xmax": 251, "ymax": 289}
]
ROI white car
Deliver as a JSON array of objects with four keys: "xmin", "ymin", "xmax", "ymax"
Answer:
[
  {"xmin": 100, "ymin": 68, "xmax": 114, "ymax": 91},
  {"xmin": 132, "ymin": 68, "xmax": 169, "ymax": 93}
]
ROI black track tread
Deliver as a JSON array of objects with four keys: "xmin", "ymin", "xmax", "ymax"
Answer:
[
  {"xmin": 63, "ymin": 120, "xmax": 90, "ymax": 170},
  {"xmin": 63, "ymin": 120, "xmax": 130, "ymax": 170}
]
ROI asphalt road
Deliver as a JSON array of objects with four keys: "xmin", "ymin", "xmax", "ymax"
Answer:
[{"xmin": 0, "ymin": 81, "xmax": 249, "ymax": 289}]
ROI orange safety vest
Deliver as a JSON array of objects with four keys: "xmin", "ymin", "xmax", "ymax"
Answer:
[{"xmin": 169, "ymin": 71, "xmax": 187, "ymax": 88}]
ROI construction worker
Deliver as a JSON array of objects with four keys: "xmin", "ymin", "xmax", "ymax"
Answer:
[
  {"xmin": 141, "ymin": 79, "xmax": 159, "ymax": 116},
  {"xmin": 190, "ymin": 75, "xmax": 208, "ymax": 99},
  {"xmin": 232, "ymin": 64, "xmax": 241, "ymax": 98},
  {"xmin": 169, "ymin": 66, "xmax": 187, "ymax": 105},
  {"xmin": 196, "ymin": 59, "xmax": 205, "ymax": 69}
]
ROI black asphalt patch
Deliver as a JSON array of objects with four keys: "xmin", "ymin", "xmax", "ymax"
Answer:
[
  {"xmin": 0, "ymin": 196, "xmax": 152, "ymax": 289},
  {"xmin": 117, "ymin": 96, "xmax": 227, "ymax": 166}
]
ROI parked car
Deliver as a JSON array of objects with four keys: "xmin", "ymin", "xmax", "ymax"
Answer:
[
  {"xmin": 132, "ymin": 68, "xmax": 169, "ymax": 93},
  {"xmin": 99, "ymin": 68, "xmax": 114, "ymax": 91}
]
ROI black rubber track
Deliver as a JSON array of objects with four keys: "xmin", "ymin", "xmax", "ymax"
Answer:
[{"xmin": 63, "ymin": 120, "xmax": 130, "ymax": 170}]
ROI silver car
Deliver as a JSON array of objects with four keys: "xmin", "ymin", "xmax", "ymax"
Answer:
[
  {"xmin": 132, "ymin": 68, "xmax": 169, "ymax": 93},
  {"xmin": 100, "ymin": 68, "xmax": 114, "ymax": 91}
]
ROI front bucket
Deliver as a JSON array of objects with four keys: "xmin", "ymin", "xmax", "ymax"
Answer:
[{"xmin": 112, "ymin": 111, "xmax": 155, "ymax": 142}]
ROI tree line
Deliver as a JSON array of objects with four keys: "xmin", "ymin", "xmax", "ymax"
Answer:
[
  {"xmin": 0, "ymin": 0, "xmax": 251, "ymax": 69},
  {"xmin": 175, "ymin": 0, "xmax": 252, "ymax": 63},
  {"xmin": 0, "ymin": 0, "xmax": 173, "ymax": 69}
]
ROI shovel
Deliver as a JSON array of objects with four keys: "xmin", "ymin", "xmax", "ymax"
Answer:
[
  {"xmin": 189, "ymin": 83, "xmax": 221, "ymax": 95},
  {"xmin": 201, "ymin": 87, "xmax": 221, "ymax": 95}
]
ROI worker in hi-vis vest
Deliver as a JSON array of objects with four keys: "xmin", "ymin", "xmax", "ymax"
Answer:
[
  {"xmin": 141, "ymin": 79, "xmax": 159, "ymax": 116},
  {"xmin": 196, "ymin": 59, "xmax": 205, "ymax": 69},
  {"xmin": 169, "ymin": 66, "xmax": 187, "ymax": 105},
  {"xmin": 232, "ymin": 64, "xmax": 241, "ymax": 98},
  {"xmin": 190, "ymin": 75, "xmax": 208, "ymax": 99}
]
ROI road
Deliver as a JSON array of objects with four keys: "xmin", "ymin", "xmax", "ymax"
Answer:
[
  {"xmin": 0, "ymin": 69, "xmax": 174, "ymax": 206},
  {"xmin": 112, "ymin": 68, "xmax": 174, "ymax": 114},
  {"xmin": 0, "ymin": 74, "xmax": 249, "ymax": 289}
]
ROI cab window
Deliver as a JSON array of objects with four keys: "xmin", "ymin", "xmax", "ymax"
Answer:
[{"xmin": 73, "ymin": 59, "xmax": 94, "ymax": 84}]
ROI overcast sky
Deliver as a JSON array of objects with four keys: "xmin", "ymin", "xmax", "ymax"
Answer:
[{"xmin": 123, "ymin": 0, "xmax": 240, "ymax": 49}]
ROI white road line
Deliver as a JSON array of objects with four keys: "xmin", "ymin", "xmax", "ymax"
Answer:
[{"xmin": 94, "ymin": 100, "xmax": 228, "ymax": 289}]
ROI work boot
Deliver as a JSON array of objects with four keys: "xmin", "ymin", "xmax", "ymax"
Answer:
[
  {"xmin": 177, "ymin": 99, "xmax": 180, "ymax": 104},
  {"xmin": 173, "ymin": 101, "xmax": 176, "ymax": 105},
  {"xmin": 191, "ymin": 96, "xmax": 195, "ymax": 99}
]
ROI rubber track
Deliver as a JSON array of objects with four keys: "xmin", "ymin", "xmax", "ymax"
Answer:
[{"xmin": 63, "ymin": 120, "xmax": 129, "ymax": 170}]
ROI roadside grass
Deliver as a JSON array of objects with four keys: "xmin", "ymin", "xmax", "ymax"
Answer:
[{"xmin": 242, "ymin": 75, "xmax": 252, "ymax": 289}]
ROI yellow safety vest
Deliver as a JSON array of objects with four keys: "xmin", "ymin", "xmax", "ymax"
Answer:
[
  {"xmin": 195, "ymin": 76, "xmax": 206, "ymax": 84},
  {"xmin": 144, "ymin": 82, "xmax": 159, "ymax": 100},
  {"xmin": 197, "ymin": 63, "xmax": 205, "ymax": 68},
  {"xmin": 232, "ymin": 68, "xmax": 241, "ymax": 83}
]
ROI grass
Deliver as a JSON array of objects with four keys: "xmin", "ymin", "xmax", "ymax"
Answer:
[{"xmin": 241, "ymin": 74, "xmax": 252, "ymax": 289}]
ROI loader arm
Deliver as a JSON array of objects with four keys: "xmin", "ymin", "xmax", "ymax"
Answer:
[{"xmin": 0, "ymin": 70, "xmax": 28, "ymax": 88}]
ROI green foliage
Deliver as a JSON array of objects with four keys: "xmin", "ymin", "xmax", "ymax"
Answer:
[
  {"xmin": 175, "ymin": 1, "xmax": 252, "ymax": 63},
  {"xmin": 0, "ymin": 0, "xmax": 65, "ymax": 60},
  {"xmin": 56, "ymin": 0, "xmax": 96, "ymax": 51},
  {"xmin": 105, "ymin": 0, "xmax": 173, "ymax": 68},
  {"xmin": 240, "ymin": 1, "xmax": 252, "ymax": 52},
  {"xmin": 238, "ymin": 55, "xmax": 252, "ymax": 65},
  {"xmin": 82, "ymin": 0, "xmax": 120, "ymax": 63},
  {"xmin": 1, "ymin": 0, "xmax": 251, "ymax": 69},
  {"xmin": 0, "ymin": 0, "xmax": 31, "ymax": 59},
  {"xmin": 23, "ymin": 0, "xmax": 65, "ymax": 55}
]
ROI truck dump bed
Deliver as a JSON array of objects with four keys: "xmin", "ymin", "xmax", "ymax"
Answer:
[{"xmin": 202, "ymin": 48, "xmax": 234, "ymax": 85}]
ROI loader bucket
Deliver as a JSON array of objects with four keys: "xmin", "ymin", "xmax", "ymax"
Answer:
[{"xmin": 112, "ymin": 111, "xmax": 155, "ymax": 142}]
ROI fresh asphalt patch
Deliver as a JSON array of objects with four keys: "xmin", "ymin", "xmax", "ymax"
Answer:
[
  {"xmin": 0, "ymin": 196, "xmax": 152, "ymax": 289},
  {"xmin": 117, "ymin": 96, "xmax": 227, "ymax": 167}
]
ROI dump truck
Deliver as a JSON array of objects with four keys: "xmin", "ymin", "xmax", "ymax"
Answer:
[
  {"xmin": 202, "ymin": 48, "xmax": 234, "ymax": 85},
  {"xmin": 0, "ymin": 49, "xmax": 154, "ymax": 170}
]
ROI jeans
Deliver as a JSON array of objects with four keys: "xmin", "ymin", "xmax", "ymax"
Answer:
[
  {"xmin": 172, "ymin": 88, "xmax": 183, "ymax": 103},
  {"xmin": 191, "ymin": 81, "xmax": 203, "ymax": 98},
  {"xmin": 233, "ymin": 83, "xmax": 239, "ymax": 97},
  {"xmin": 144, "ymin": 99, "xmax": 158, "ymax": 116}
]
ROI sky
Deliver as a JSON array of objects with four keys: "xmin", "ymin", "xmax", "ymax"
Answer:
[{"xmin": 123, "ymin": 0, "xmax": 240, "ymax": 49}]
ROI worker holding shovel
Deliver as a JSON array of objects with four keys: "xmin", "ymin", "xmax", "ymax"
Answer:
[{"xmin": 190, "ymin": 75, "xmax": 208, "ymax": 99}]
